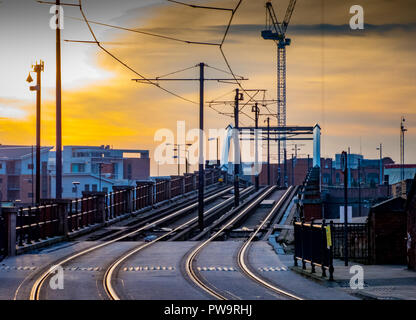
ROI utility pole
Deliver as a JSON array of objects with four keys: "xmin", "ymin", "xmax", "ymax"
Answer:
[
  {"xmin": 234, "ymin": 88, "xmax": 242, "ymax": 208},
  {"xmin": 284, "ymin": 148, "xmax": 287, "ymax": 187},
  {"xmin": 28, "ymin": 60, "xmax": 44, "ymax": 204},
  {"xmin": 291, "ymin": 153, "xmax": 294, "ymax": 186},
  {"xmin": 133, "ymin": 63, "xmax": 246, "ymax": 231},
  {"xmin": 358, "ymin": 158, "xmax": 362, "ymax": 217},
  {"xmin": 341, "ymin": 151, "xmax": 349, "ymax": 266},
  {"xmin": 252, "ymin": 103, "xmax": 260, "ymax": 191},
  {"xmin": 266, "ymin": 117, "xmax": 271, "ymax": 185},
  {"xmin": 56, "ymin": 0, "xmax": 63, "ymax": 199},
  {"xmin": 377, "ymin": 143, "xmax": 383, "ymax": 185},
  {"xmin": 31, "ymin": 145, "xmax": 34, "ymax": 206},
  {"xmin": 198, "ymin": 63, "xmax": 204, "ymax": 231},
  {"xmin": 400, "ymin": 117, "xmax": 407, "ymax": 187},
  {"xmin": 98, "ymin": 163, "xmax": 102, "ymax": 192}
]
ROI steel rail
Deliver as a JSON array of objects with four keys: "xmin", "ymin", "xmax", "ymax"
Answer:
[
  {"xmin": 28, "ymin": 186, "xmax": 233, "ymax": 300},
  {"xmin": 237, "ymin": 186, "xmax": 303, "ymax": 300},
  {"xmin": 184, "ymin": 186, "xmax": 277, "ymax": 300},
  {"xmin": 104, "ymin": 186, "xmax": 254, "ymax": 300}
]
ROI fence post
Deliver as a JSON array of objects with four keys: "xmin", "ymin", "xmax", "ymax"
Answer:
[
  {"xmin": 167, "ymin": 180, "xmax": 172, "ymax": 202},
  {"xmin": 329, "ymin": 220, "xmax": 335, "ymax": 281},
  {"xmin": 56, "ymin": 200, "xmax": 70, "ymax": 237},
  {"xmin": 83, "ymin": 191, "xmax": 106, "ymax": 224},
  {"xmin": 293, "ymin": 217, "xmax": 298, "ymax": 267},
  {"xmin": 301, "ymin": 219, "xmax": 306, "ymax": 270},
  {"xmin": 321, "ymin": 219, "xmax": 327, "ymax": 278},
  {"xmin": 2, "ymin": 207, "xmax": 17, "ymax": 256},
  {"xmin": 310, "ymin": 218, "xmax": 315, "ymax": 273}
]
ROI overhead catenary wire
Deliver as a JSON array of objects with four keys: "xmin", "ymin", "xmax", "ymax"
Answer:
[
  {"xmin": 76, "ymin": 0, "xmax": 198, "ymax": 105},
  {"xmin": 61, "ymin": 0, "xmax": 272, "ymax": 121},
  {"xmin": 65, "ymin": 15, "xmax": 221, "ymax": 46}
]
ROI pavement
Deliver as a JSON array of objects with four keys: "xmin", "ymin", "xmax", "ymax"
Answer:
[{"xmin": 291, "ymin": 258, "xmax": 416, "ymax": 300}]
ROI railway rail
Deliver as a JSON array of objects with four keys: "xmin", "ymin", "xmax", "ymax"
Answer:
[
  {"xmin": 25, "ymin": 185, "xmax": 238, "ymax": 300},
  {"xmin": 184, "ymin": 186, "xmax": 303, "ymax": 300}
]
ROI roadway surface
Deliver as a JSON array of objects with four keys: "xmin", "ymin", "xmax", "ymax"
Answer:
[{"xmin": 1, "ymin": 240, "xmax": 356, "ymax": 300}]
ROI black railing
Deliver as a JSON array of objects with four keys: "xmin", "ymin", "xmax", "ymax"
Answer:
[
  {"xmin": 17, "ymin": 204, "xmax": 60, "ymax": 246},
  {"xmin": 11, "ymin": 168, "xmax": 223, "ymax": 250},
  {"xmin": 331, "ymin": 222, "xmax": 370, "ymax": 264},
  {"xmin": 294, "ymin": 219, "xmax": 334, "ymax": 280}
]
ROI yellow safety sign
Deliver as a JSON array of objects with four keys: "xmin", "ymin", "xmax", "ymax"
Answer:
[{"xmin": 325, "ymin": 226, "xmax": 332, "ymax": 248}]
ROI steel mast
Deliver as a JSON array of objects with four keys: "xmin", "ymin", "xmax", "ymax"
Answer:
[{"xmin": 262, "ymin": 0, "xmax": 297, "ymax": 186}]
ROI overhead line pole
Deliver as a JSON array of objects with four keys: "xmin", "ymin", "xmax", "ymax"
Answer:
[
  {"xmin": 234, "ymin": 89, "xmax": 241, "ymax": 207},
  {"xmin": 133, "ymin": 65, "xmax": 247, "ymax": 231},
  {"xmin": 56, "ymin": 0, "xmax": 63, "ymax": 199},
  {"xmin": 198, "ymin": 63, "xmax": 205, "ymax": 231}
]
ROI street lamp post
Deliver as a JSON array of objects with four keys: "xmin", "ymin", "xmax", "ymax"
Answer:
[
  {"xmin": 208, "ymin": 137, "xmax": 220, "ymax": 167},
  {"xmin": 341, "ymin": 151, "xmax": 349, "ymax": 266},
  {"xmin": 376, "ymin": 143, "xmax": 383, "ymax": 185},
  {"xmin": 27, "ymin": 60, "xmax": 44, "ymax": 204}
]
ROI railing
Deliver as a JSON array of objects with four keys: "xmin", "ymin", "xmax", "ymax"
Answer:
[
  {"xmin": 294, "ymin": 219, "xmax": 334, "ymax": 280},
  {"xmin": 68, "ymin": 197, "xmax": 98, "ymax": 232},
  {"xmin": 9, "ymin": 168, "xmax": 223, "ymax": 250},
  {"xmin": 331, "ymin": 222, "xmax": 370, "ymax": 264},
  {"xmin": 133, "ymin": 184, "xmax": 152, "ymax": 212},
  {"xmin": 16, "ymin": 204, "xmax": 60, "ymax": 246},
  {"xmin": 170, "ymin": 178, "xmax": 183, "ymax": 198}
]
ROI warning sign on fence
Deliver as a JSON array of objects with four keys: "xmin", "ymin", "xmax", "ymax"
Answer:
[{"xmin": 325, "ymin": 226, "xmax": 332, "ymax": 248}]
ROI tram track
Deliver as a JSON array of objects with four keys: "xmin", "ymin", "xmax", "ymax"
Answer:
[
  {"xmin": 103, "ymin": 186, "xmax": 254, "ymax": 300},
  {"xmin": 184, "ymin": 186, "xmax": 303, "ymax": 300},
  {"xmin": 24, "ymin": 185, "xmax": 237, "ymax": 300}
]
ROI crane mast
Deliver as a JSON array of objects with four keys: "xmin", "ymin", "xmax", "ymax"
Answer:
[{"xmin": 262, "ymin": 0, "xmax": 296, "ymax": 186}]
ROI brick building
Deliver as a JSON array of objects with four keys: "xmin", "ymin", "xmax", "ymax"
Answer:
[
  {"xmin": 256, "ymin": 155, "xmax": 394, "ymax": 187},
  {"xmin": 50, "ymin": 145, "xmax": 150, "ymax": 198},
  {"xmin": 0, "ymin": 145, "xmax": 52, "ymax": 204},
  {"xmin": 406, "ymin": 175, "xmax": 416, "ymax": 269}
]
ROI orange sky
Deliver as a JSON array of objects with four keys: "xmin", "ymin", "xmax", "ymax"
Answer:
[{"xmin": 1, "ymin": 0, "xmax": 415, "ymax": 176}]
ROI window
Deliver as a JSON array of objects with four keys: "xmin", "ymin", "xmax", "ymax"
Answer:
[
  {"xmin": 28, "ymin": 164, "xmax": 34, "ymax": 169},
  {"xmin": 71, "ymin": 163, "xmax": 85, "ymax": 173},
  {"xmin": 84, "ymin": 184, "xmax": 90, "ymax": 192},
  {"xmin": 92, "ymin": 184, "xmax": 98, "ymax": 192},
  {"xmin": 28, "ymin": 193, "xmax": 33, "ymax": 198}
]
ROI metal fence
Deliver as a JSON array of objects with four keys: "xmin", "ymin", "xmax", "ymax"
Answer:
[
  {"xmin": 9, "ymin": 168, "xmax": 223, "ymax": 250},
  {"xmin": 294, "ymin": 219, "xmax": 334, "ymax": 280},
  {"xmin": 68, "ymin": 197, "xmax": 98, "ymax": 231},
  {"xmin": 331, "ymin": 222, "xmax": 370, "ymax": 264},
  {"xmin": 17, "ymin": 204, "xmax": 60, "ymax": 246}
]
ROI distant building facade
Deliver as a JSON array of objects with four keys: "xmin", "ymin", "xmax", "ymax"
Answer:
[
  {"xmin": 50, "ymin": 145, "xmax": 150, "ymax": 199},
  {"xmin": 257, "ymin": 154, "xmax": 394, "ymax": 188},
  {"xmin": 0, "ymin": 145, "xmax": 52, "ymax": 204}
]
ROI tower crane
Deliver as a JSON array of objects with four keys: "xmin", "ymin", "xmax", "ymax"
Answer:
[{"xmin": 262, "ymin": 0, "xmax": 297, "ymax": 186}]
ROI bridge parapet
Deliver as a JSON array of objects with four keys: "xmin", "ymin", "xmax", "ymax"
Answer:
[{"xmin": 298, "ymin": 166, "xmax": 322, "ymax": 221}]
